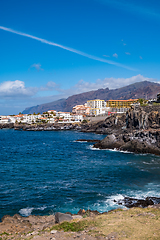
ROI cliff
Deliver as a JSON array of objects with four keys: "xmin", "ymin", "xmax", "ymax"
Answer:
[{"xmin": 83, "ymin": 105, "xmax": 160, "ymax": 155}]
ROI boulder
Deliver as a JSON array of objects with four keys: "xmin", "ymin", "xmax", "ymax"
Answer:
[
  {"xmin": 55, "ymin": 212, "xmax": 73, "ymax": 223},
  {"xmin": 94, "ymin": 134, "xmax": 123, "ymax": 149}
]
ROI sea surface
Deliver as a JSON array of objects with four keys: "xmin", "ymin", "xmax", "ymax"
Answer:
[{"xmin": 0, "ymin": 129, "xmax": 160, "ymax": 220}]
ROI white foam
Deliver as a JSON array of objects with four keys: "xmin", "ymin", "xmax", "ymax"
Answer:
[
  {"xmin": 105, "ymin": 194, "xmax": 125, "ymax": 207},
  {"xmin": 88, "ymin": 145, "xmax": 131, "ymax": 154},
  {"xmin": 19, "ymin": 207, "xmax": 34, "ymax": 216},
  {"xmin": 87, "ymin": 145, "xmax": 101, "ymax": 150},
  {"xmin": 37, "ymin": 206, "xmax": 47, "ymax": 211},
  {"xmin": 89, "ymin": 194, "xmax": 126, "ymax": 213},
  {"xmin": 19, "ymin": 206, "xmax": 47, "ymax": 216},
  {"xmin": 127, "ymin": 183, "xmax": 160, "ymax": 200}
]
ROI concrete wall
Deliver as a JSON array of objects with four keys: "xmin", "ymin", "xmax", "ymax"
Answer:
[{"xmin": 84, "ymin": 115, "xmax": 108, "ymax": 122}]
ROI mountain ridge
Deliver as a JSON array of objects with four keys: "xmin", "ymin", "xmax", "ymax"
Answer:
[{"xmin": 22, "ymin": 81, "xmax": 160, "ymax": 114}]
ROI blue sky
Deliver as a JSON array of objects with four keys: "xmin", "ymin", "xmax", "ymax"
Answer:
[{"xmin": 0, "ymin": 0, "xmax": 160, "ymax": 114}]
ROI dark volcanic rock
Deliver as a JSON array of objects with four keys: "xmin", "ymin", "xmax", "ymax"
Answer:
[
  {"xmin": 13, "ymin": 123, "xmax": 81, "ymax": 131},
  {"xmin": 120, "ymin": 139, "xmax": 160, "ymax": 155},
  {"xmin": 115, "ymin": 197, "xmax": 160, "ymax": 208},
  {"xmin": 94, "ymin": 134, "xmax": 123, "ymax": 149},
  {"xmin": 0, "ymin": 123, "xmax": 14, "ymax": 129}
]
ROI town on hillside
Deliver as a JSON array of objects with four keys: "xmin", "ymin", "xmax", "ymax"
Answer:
[{"xmin": 0, "ymin": 97, "xmax": 152, "ymax": 125}]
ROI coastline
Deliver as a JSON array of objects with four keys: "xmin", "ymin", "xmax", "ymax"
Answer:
[{"xmin": 1, "ymin": 203, "xmax": 160, "ymax": 240}]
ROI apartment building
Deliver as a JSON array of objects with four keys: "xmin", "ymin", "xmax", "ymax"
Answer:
[
  {"xmin": 87, "ymin": 99, "xmax": 106, "ymax": 108},
  {"xmin": 106, "ymin": 99, "xmax": 139, "ymax": 108},
  {"xmin": 86, "ymin": 99, "xmax": 106, "ymax": 116}
]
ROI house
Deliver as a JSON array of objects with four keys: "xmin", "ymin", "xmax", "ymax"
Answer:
[{"xmin": 72, "ymin": 105, "xmax": 90, "ymax": 115}]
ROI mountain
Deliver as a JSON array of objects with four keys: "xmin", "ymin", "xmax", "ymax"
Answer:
[{"xmin": 22, "ymin": 81, "xmax": 160, "ymax": 114}]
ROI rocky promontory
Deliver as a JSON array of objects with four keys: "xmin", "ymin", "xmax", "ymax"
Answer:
[{"xmin": 87, "ymin": 105, "xmax": 160, "ymax": 155}]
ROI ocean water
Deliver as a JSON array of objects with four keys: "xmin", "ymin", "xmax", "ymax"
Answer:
[{"xmin": 0, "ymin": 129, "xmax": 160, "ymax": 220}]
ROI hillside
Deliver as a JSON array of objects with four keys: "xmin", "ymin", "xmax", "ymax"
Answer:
[{"xmin": 22, "ymin": 81, "xmax": 160, "ymax": 114}]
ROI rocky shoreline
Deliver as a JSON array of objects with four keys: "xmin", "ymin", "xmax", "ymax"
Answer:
[
  {"xmin": 81, "ymin": 105, "xmax": 160, "ymax": 155},
  {"xmin": 1, "ymin": 198, "xmax": 160, "ymax": 240}
]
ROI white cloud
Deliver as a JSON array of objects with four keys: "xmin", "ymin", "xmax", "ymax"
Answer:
[
  {"xmin": 40, "ymin": 81, "xmax": 62, "ymax": 92},
  {"xmin": 125, "ymin": 52, "xmax": 131, "ymax": 55},
  {"xmin": 31, "ymin": 63, "xmax": 43, "ymax": 71},
  {"xmin": 113, "ymin": 53, "xmax": 118, "ymax": 58},
  {"xmin": 0, "ymin": 80, "xmax": 37, "ymax": 98},
  {"xmin": 69, "ymin": 74, "xmax": 154, "ymax": 93}
]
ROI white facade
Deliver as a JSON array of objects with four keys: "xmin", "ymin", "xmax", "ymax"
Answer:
[
  {"xmin": 20, "ymin": 114, "xmax": 42, "ymax": 124},
  {"xmin": 57, "ymin": 112, "xmax": 72, "ymax": 119},
  {"xmin": 89, "ymin": 108, "xmax": 106, "ymax": 116},
  {"xmin": 87, "ymin": 99, "xmax": 107, "ymax": 116},
  {"xmin": 0, "ymin": 116, "xmax": 10, "ymax": 124},
  {"xmin": 72, "ymin": 115, "xmax": 83, "ymax": 121},
  {"xmin": 87, "ymin": 99, "xmax": 106, "ymax": 108}
]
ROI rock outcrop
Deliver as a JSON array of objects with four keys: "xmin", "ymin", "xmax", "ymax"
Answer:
[
  {"xmin": 93, "ymin": 106, "xmax": 160, "ymax": 155},
  {"xmin": 55, "ymin": 212, "xmax": 73, "ymax": 223},
  {"xmin": 115, "ymin": 196, "xmax": 160, "ymax": 208},
  {"xmin": 0, "ymin": 123, "xmax": 14, "ymax": 129},
  {"xmin": 13, "ymin": 123, "xmax": 81, "ymax": 131}
]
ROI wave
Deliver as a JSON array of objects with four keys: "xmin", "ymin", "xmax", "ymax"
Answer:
[
  {"xmin": 19, "ymin": 206, "xmax": 47, "ymax": 217},
  {"xmin": 87, "ymin": 145, "xmax": 130, "ymax": 154}
]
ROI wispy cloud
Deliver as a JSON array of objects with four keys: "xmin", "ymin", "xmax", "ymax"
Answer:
[
  {"xmin": 121, "ymin": 39, "xmax": 126, "ymax": 46},
  {"xmin": 125, "ymin": 52, "xmax": 131, "ymax": 55},
  {"xmin": 94, "ymin": 0, "xmax": 160, "ymax": 20},
  {"xmin": 103, "ymin": 55, "xmax": 110, "ymax": 57},
  {"xmin": 113, "ymin": 53, "xmax": 118, "ymax": 58},
  {"xmin": 30, "ymin": 63, "xmax": 43, "ymax": 71},
  {"xmin": 40, "ymin": 81, "xmax": 62, "ymax": 92},
  {"xmin": 0, "ymin": 26, "xmax": 136, "ymax": 71}
]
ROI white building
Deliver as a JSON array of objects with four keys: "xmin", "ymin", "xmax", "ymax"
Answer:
[
  {"xmin": 72, "ymin": 114, "xmax": 83, "ymax": 122},
  {"xmin": 87, "ymin": 99, "xmax": 107, "ymax": 116},
  {"xmin": 87, "ymin": 99, "xmax": 106, "ymax": 109},
  {"xmin": 0, "ymin": 116, "xmax": 10, "ymax": 124},
  {"xmin": 57, "ymin": 112, "xmax": 72, "ymax": 120}
]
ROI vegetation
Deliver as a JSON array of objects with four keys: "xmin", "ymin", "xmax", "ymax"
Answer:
[
  {"xmin": 51, "ymin": 220, "xmax": 96, "ymax": 232},
  {"xmin": 82, "ymin": 119, "xmax": 87, "ymax": 123},
  {"xmin": 138, "ymin": 98, "xmax": 148, "ymax": 106},
  {"xmin": 0, "ymin": 232, "xmax": 9, "ymax": 236},
  {"xmin": 153, "ymin": 102, "xmax": 160, "ymax": 106},
  {"xmin": 49, "ymin": 207, "xmax": 160, "ymax": 239}
]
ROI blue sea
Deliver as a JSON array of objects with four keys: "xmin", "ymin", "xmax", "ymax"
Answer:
[{"xmin": 0, "ymin": 129, "xmax": 160, "ymax": 220}]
